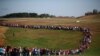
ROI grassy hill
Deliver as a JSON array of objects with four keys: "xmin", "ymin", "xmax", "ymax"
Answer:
[{"xmin": 0, "ymin": 14, "xmax": 100, "ymax": 56}]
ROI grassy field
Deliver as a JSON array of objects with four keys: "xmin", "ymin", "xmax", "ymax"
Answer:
[
  {"xmin": 4, "ymin": 28, "xmax": 82, "ymax": 50},
  {"xmin": 0, "ymin": 14, "xmax": 100, "ymax": 56}
]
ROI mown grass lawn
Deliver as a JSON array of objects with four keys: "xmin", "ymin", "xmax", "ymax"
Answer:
[{"xmin": 5, "ymin": 27, "xmax": 82, "ymax": 50}]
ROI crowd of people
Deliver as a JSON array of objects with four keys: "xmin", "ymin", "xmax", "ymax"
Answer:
[
  {"xmin": 0, "ymin": 22, "xmax": 82, "ymax": 31},
  {"xmin": 0, "ymin": 23, "xmax": 92, "ymax": 56}
]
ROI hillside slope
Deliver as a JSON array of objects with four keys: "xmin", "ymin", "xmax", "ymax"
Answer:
[{"xmin": 0, "ymin": 14, "xmax": 100, "ymax": 56}]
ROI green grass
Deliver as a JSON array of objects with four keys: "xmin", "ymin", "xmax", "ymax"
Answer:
[
  {"xmin": 81, "ymin": 32, "xmax": 100, "ymax": 56},
  {"xmin": 5, "ymin": 27, "xmax": 82, "ymax": 50}
]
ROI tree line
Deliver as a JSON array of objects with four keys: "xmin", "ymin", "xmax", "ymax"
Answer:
[
  {"xmin": 0, "ymin": 9, "xmax": 100, "ymax": 18},
  {"xmin": 0, "ymin": 13, "xmax": 55, "ymax": 18},
  {"xmin": 85, "ymin": 9, "xmax": 100, "ymax": 16}
]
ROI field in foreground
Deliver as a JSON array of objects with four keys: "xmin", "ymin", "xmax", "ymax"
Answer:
[
  {"xmin": 4, "ymin": 28, "xmax": 82, "ymax": 50},
  {"xmin": 0, "ymin": 14, "xmax": 100, "ymax": 56}
]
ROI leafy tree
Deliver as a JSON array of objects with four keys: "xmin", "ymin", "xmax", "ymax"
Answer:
[
  {"xmin": 85, "ymin": 9, "xmax": 99, "ymax": 16},
  {"xmin": 93, "ymin": 9, "xmax": 98, "ymax": 14},
  {"xmin": 39, "ymin": 14, "xmax": 50, "ymax": 18},
  {"xmin": 29, "ymin": 13, "xmax": 38, "ymax": 17},
  {"xmin": 1, "ymin": 12, "xmax": 55, "ymax": 18}
]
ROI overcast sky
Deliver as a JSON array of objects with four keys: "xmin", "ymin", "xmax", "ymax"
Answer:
[{"xmin": 0, "ymin": 0, "xmax": 100, "ymax": 17}]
